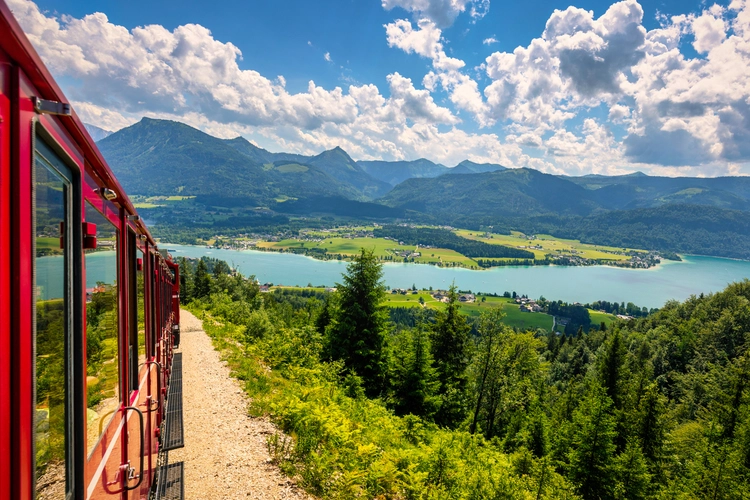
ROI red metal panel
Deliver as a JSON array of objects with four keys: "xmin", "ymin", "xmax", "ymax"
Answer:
[
  {"xmin": 0, "ymin": 51, "xmax": 12, "ymax": 498},
  {"xmin": 11, "ymin": 65, "xmax": 35, "ymax": 500}
]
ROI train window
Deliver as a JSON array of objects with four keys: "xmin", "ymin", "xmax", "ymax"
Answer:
[
  {"xmin": 149, "ymin": 253, "xmax": 157, "ymax": 357},
  {"xmin": 83, "ymin": 202, "xmax": 120, "ymax": 458},
  {"xmin": 127, "ymin": 231, "xmax": 145, "ymax": 393},
  {"xmin": 137, "ymin": 248, "xmax": 146, "ymax": 360},
  {"xmin": 34, "ymin": 138, "xmax": 73, "ymax": 498}
]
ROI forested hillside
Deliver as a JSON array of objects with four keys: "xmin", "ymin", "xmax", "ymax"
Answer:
[{"xmin": 179, "ymin": 252, "xmax": 750, "ymax": 499}]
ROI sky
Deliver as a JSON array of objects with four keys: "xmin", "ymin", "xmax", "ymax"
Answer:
[{"xmin": 8, "ymin": 0, "xmax": 750, "ymax": 177}]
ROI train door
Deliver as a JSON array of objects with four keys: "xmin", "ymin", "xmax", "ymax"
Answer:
[
  {"xmin": 33, "ymin": 132, "xmax": 80, "ymax": 499},
  {"xmin": 83, "ymin": 200, "xmax": 124, "ymax": 500},
  {"xmin": 125, "ymin": 229, "xmax": 148, "ymax": 498}
]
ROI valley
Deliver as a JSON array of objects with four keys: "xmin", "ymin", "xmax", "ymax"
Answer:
[{"xmin": 97, "ymin": 118, "xmax": 750, "ymax": 262}]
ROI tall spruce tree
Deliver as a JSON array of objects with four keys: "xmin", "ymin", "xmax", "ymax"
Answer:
[
  {"xmin": 178, "ymin": 257, "xmax": 193, "ymax": 303},
  {"xmin": 568, "ymin": 386, "xmax": 617, "ymax": 499},
  {"xmin": 432, "ymin": 283, "xmax": 471, "ymax": 427},
  {"xmin": 193, "ymin": 258, "xmax": 211, "ymax": 299},
  {"xmin": 326, "ymin": 249, "xmax": 388, "ymax": 397},
  {"xmin": 599, "ymin": 329, "xmax": 626, "ymax": 410},
  {"xmin": 389, "ymin": 313, "xmax": 440, "ymax": 418}
]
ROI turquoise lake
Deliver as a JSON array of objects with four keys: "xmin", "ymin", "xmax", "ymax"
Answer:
[
  {"xmin": 164, "ymin": 245, "xmax": 750, "ymax": 309},
  {"xmin": 36, "ymin": 245, "xmax": 750, "ymax": 307}
]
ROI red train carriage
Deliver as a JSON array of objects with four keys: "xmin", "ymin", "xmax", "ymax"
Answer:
[{"xmin": 0, "ymin": 1, "xmax": 185, "ymax": 499}]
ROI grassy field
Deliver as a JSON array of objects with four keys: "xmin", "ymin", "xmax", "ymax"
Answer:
[
  {"xmin": 589, "ymin": 309, "xmax": 618, "ymax": 327},
  {"xmin": 384, "ymin": 292, "xmax": 553, "ymax": 330},
  {"xmin": 252, "ymin": 226, "xmax": 652, "ymax": 270},
  {"xmin": 259, "ymin": 237, "xmax": 477, "ymax": 266},
  {"xmin": 455, "ymin": 230, "xmax": 644, "ymax": 261}
]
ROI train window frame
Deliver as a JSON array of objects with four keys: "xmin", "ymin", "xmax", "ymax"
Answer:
[
  {"xmin": 127, "ymin": 229, "xmax": 140, "ymax": 395},
  {"xmin": 32, "ymin": 122, "xmax": 84, "ymax": 500},
  {"xmin": 82, "ymin": 200, "xmax": 121, "ymax": 460}
]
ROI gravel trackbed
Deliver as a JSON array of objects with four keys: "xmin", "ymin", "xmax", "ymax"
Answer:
[{"xmin": 169, "ymin": 310, "xmax": 313, "ymax": 499}]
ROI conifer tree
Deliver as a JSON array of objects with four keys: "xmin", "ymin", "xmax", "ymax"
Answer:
[
  {"xmin": 326, "ymin": 249, "xmax": 388, "ymax": 397},
  {"xmin": 568, "ymin": 386, "xmax": 617, "ymax": 499},
  {"xmin": 389, "ymin": 313, "xmax": 440, "ymax": 418},
  {"xmin": 613, "ymin": 439, "xmax": 651, "ymax": 500},
  {"xmin": 432, "ymin": 283, "xmax": 471, "ymax": 427},
  {"xmin": 638, "ymin": 383, "xmax": 666, "ymax": 466},
  {"xmin": 178, "ymin": 257, "xmax": 193, "ymax": 303},
  {"xmin": 193, "ymin": 258, "xmax": 211, "ymax": 299},
  {"xmin": 599, "ymin": 329, "xmax": 626, "ymax": 410}
]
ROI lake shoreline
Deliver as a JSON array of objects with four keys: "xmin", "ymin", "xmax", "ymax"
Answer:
[
  {"xmin": 160, "ymin": 244, "xmax": 750, "ymax": 308},
  {"xmin": 173, "ymin": 243, "xmax": 673, "ymax": 272}
]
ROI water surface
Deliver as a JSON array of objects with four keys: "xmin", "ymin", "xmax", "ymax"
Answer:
[{"xmin": 165, "ymin": 245, "xmax": 750, "ymax": 308}]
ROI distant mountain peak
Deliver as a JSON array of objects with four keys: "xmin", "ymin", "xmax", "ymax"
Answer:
[
  {"xmin": 451, "ymin": 159, "xmax": 507, "ymax": 174},
  {"xmin": 84, "ymin": 122, "xmax": 114, "ymax": 142}
]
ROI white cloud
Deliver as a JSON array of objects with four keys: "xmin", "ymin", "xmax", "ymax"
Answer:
[
  {"xmin": 483, "ymin": 36, "xmax": 498, "ymax": 45},
  {"xmin": 324, "ymin": 51, "xmax": 332, "ymax": 62},
  {"xmin": 13, "ymin": 0, "xmax": 750, "ymax": 176},
  {"xmin": 691, "ymin": 10, "xmax": 726, "ymax": 53},
  {"xmin": 381, "ymin": 0, "xmax": 489, "ymax": 28}
]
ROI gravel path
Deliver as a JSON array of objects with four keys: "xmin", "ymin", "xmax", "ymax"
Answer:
[{"xmin": 169, "ymin": 310, "xmax": 313, "ymax": 500}]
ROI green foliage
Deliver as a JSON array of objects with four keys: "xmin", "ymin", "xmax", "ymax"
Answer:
[
  {"xmin": 388, "ymin": 315, "xmax": 440, "ymax": 419},
  {"xmin": 193, "ymin": 258, "xmax": 211, "ymax": 300},
  {"xmin": 325, "ymin": 249, "xmax": 389, "ymax": 397},
  {"xmin": 186, "ymin": 258, "xmax": 750, "ymax": 500},
  {"xmin": 431, "ymin": 285, "xmax": 473, "ymax": 427},
  {"xmin": 187, "ymin": 305, "xmax": 578, "ymax": 500},
  {"xmin": 567, "ymin": 386, "xmax": 617, "ymax": 499}
]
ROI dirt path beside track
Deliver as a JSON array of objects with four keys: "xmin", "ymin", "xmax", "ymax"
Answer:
[{"xmin": 168, "ymin": 309, "xmax": 313, "ymax": 500}]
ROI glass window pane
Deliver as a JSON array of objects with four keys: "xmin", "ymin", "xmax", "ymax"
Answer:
[
  {"xmin": 137, "ymin": 249, "xmax": 146, "ymax": 362},
  {"xmin": 34, "ymin": 151, "xmax": 69, "ymax": 497},
  {"xmin": 84, "ymin": 203, "xmax": 120, "ymax": 457}
]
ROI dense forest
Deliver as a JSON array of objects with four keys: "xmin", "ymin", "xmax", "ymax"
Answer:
[
  {"xmin": 178, "ymin": 252, "xmax": 750, "ymax": 499},
  {"xmin": 373, "ymin": 226, "xmax": 535, "ymax": 260}
]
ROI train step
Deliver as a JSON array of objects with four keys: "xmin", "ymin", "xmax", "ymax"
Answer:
[
  {"xmin": 163, "ymin": 353, "xmax": 184, "ymax": 451},
  {"xmin": 155, "ymin": 461, "xmax": 184, "ymax": 500}
]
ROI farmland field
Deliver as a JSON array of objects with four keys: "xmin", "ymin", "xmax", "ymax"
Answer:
[
  {"xmin": 259, "ymin": 237, "xmax": 477, "ymax": 266},
  {"xmin": 383, "ymin": 291, "xmax": 553, "ymax": 330},
  {"xmin": 455, "ymin": 230, "xmax": 644, "ymax": 261}
]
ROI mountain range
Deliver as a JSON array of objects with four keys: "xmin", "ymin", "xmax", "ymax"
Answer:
[
  {"xmin": 99, "ymin": 118, "xmax": 750, "ymax": 216},
  {"xmin": 96, "ymin": 118, "xmax": 750, "ymax": 259}
]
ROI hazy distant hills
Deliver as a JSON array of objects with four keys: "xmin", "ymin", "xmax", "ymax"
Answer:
[
  {"xmin": 380, "ymin": 168, "xmax": 599, "ymax": 217},
  {"xmin": 84, "ymin": 123, "xmax": 113, "ymax": 142},
  {"xmin": 563, "ymin": 172, "xmax": 750, "ymax": 211},
  {"xmin": 359, "ymin": 158, "xmax": 449, "ymax": 186},
  {"xmin": 358, "ymin": 158, "xmax": 506, "ymax": 186}
]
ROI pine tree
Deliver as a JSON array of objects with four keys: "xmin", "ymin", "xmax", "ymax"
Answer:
[
  {"xmin": 432, "ymin": 283, "xmax": 471, "ymax": 427},
  {"xmin": 178, "ymin": 257, "xmax": 193, "ymax": 303},
  {"xmin": 568, "ymin": 386, "xmax": 617, "ymax": 499},
  {"xmin": 599, "ymin": 329, "xmax": 626, "ymax": 410},
  {"xmin": 638, "ymin": 383, "xmax": 665, "ymax": 466},
  {"xmin": 325, "ymin": 249, "xmax": 388, "ymax": 397},
  {"xmin": 193, "ymin": 258, "xmax": 211, "ymax": 299},
  {"xmin": 389, "ymin": 314, "xmax": 440, "ymax": 418},
  {"xmin": 613, "ymin": 439, "xmax": 651, "ymax": 500}
]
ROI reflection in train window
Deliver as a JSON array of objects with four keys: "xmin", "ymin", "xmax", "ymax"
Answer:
[
  {"xmin": 137, "ymin": 248, "xmax": 146, "ymax": 363},
  {"xmin": 34, "ymin": 139, "xmax": 72, "ymax": 498},
  {"xmin": 83, "ymin": 202, "xmax": 120, "ymax": 458}
]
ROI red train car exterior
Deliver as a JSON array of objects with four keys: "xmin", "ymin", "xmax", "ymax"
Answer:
[{"xmin": 0, "ymin": 2, "xmax": 181, "ymax": 499}]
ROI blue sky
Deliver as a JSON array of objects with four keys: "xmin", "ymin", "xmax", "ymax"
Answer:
[{"xmin": 12, "ymin": 0, "xmax": 750, "ymax": 176}]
